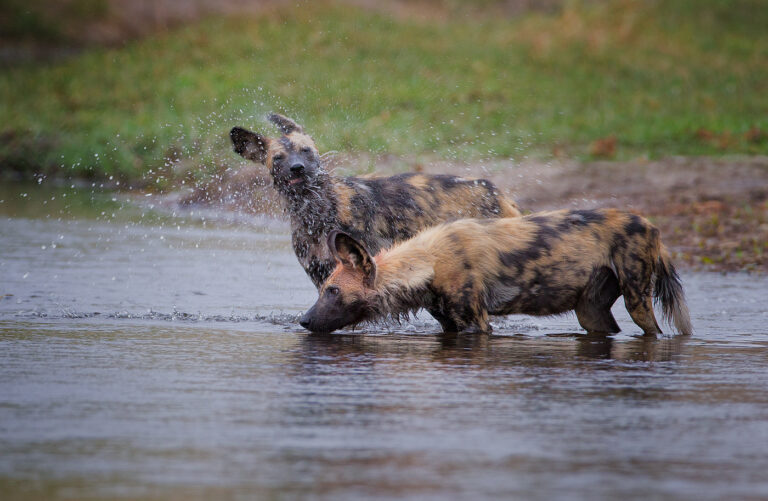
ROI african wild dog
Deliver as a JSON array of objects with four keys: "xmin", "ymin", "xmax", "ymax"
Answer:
[
  {"xmin": 230, "ymin": 113, "xmax": 521, "ymax": 289},
  {"xmin": 299, "ymin": 209, "xmax": 693, "ymax": 336}
]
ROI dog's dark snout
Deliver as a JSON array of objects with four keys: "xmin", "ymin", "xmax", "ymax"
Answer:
[
  {"xmin": 290, "ymin": 163, "xmax": 305, "ymax": 174},
  {"xmin": 299, "ymin": 316, "xmax": 310, "ymax": 329}
]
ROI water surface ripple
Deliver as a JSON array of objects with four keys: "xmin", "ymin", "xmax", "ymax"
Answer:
[{"xmin": 1, "ymin": 188, "xmax": 767, "ymax": 500}]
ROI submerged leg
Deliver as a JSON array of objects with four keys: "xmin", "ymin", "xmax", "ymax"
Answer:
[
  {"xmin": 575, "ymin": 267, "xmax": 621, "ymax": 333},
  {"xmin": 427, "ymin": 306, "xmax": 459, "ymax": 333},
  {"xmin": 624, "ymin": 292, "xmax": 662, "ymax": 336},
  {"xmin": 614, "ymin": 250, "xmax": 663, "ymax": 336},
  {"xmin": 575, "ymin": 298, "xmax": 621, "ymax": 333},
  {"xmin": 456, "ymin": 314, "xmax": 492, "ymax": 334},
  {"xmin": 428, "ymin": 306, "xmax": 491, "ymax": 334}
]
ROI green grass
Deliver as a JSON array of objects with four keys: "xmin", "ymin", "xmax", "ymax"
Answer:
[{"xmin": 1, "ymin": 0, "xmax": 767, "ymax": 182}]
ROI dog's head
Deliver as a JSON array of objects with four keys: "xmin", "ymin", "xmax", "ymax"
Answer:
[
  {"xmin": 300, "ymin": 231, "xmax": 378, "ymax": 333},
  {"xmin": 230, "ymin": 113, "xmax": 324, "ymax": 196}
]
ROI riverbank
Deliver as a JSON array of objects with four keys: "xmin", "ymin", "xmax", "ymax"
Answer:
[
  {"xmin": 175, "ymin": 154, "xmax": 768, "ymax": 273},
  {"xmin": 2, "ymin": 0, "xmax": 767, "ymax": 180}
]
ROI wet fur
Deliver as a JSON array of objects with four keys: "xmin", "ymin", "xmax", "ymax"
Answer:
[
  {"xmin": 302, "ymin": 209, "xmax": 693, "ymax": 336},
  {"xmin": 231, "ymin": 114, "xmax": 521, "ymax": 288}
]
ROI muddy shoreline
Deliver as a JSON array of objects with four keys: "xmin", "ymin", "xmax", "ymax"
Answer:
[
  {"xmin": 504, "ymin": 156, "xmax": 768, "ymax": 273},
  {"xmin": 173, "ymin": 155, "xmax": 767, "ymax": 273}
]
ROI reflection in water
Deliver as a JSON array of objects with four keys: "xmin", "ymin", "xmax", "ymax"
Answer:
[
  {"xmin": 576, "ymin": 332, "xmax": 614, "ymax": 359},
  {"xmin": 574, "ymin": 333, "xmax": 689, "ymax": 362},
  {"xmin": 297, "ymin": 330, "xmax": 689, "ymax": 368},
  {"xmin": 621, "ymin": 335, "xmax": 688, "ymax": 362}
]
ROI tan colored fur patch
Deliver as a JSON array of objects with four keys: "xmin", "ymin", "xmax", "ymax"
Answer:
[
  {"xmin": 286, "ymin": 132, "xmax": 318, "ymax": 152},
  {"xmin": 323, "ymin": 264, "xmax": 369, "ymax": 303},
  {"xmin": 405, "ymin": 174, "xmax": 434, "ymax": 190},
  {"xmin": 333, "ymin": 182, "xmax": 356, "ymax": 224},
  {"xmin": 266, "ymin": 132, "xmax": 319, "ymax": 167}
]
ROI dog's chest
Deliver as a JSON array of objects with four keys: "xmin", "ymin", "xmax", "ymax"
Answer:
[{"xmin": 290, "ymin": 221, "xmax": 335, "ymax": 286}]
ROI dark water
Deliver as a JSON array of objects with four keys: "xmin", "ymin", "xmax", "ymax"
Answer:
[{"xmin": 2, "ymin": 186, "xmax": 768, "ymax": 500}]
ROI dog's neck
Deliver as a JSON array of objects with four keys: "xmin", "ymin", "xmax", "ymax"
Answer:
[
  {"xmin": 366, "ymin": 245, "xmax": 437, "ymax": 321},
  {"xmin": 281, "ymin": 171, "xmax": 338, "ymax": 235}
]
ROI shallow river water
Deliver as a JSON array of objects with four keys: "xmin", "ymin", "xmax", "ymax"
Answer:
[{"xmin": 1, "ymin": 186, "xmax": 768, "ymax": 500}]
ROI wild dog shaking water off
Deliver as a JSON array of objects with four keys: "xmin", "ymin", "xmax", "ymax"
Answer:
[
  {"xmin": 230, "ymin": 114, "xmax": 520, "ymax": 288},
  {"xmin": 300, "ymin": 209, "xmax": 693, "ymax": 336}
]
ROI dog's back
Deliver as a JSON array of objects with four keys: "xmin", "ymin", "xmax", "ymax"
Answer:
[
  {"xmin": 333, "ymin": 172, "xmax": 519, "ymax": 251},
  {"xmin": 397, "ymin": 209, "xmax": 649, "ymax": 312}
]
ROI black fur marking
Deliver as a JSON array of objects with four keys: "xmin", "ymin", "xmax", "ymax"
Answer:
[
  {"xmin": 503, "ymin": 270, "xmax": 581, "ymax": 316},
  {"xmin": 499, "ymin": 224, "xmax": 557, "ymax": 270},
  {"xmin": 435, "ymin": 175, "xmax": 462, "ymax": 190},
  {"xmin": 612, "ymin": 234, "xmax": 628, "ymax": 252},
  {"xmin": 572, "ymin": 210, "xmax": 605, "ymax": 224},
  {"xmin": 460, "ymin": 280, "xmax": 476, "ymax": 304},
  {"xmin": 498, "ymin": 252, "xmax": 524, "ymax": 277},
  {"xmin": 624, "ymin": 215, "xmax": 647, "ymax": 236},
  {"xmin": 586, "ymin": 267, "xmax": 621, "ymax": 306}
]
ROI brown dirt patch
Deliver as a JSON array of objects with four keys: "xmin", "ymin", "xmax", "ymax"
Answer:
[
  {"xmin": 494, "ymin": 156, "xmax": 768, "ymax": 273},
  {"xmin": 181, "ymin": 154, "xmax": 768, "ymax": 273}
]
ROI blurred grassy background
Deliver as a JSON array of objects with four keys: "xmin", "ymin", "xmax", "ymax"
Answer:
[{"xmin": 1, "ymin": 0, "xmax": 766, "ymax": 184}]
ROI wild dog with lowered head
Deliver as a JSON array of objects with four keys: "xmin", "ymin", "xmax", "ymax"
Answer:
[
  {"xmin": 300, "ymin": 209, "xmax": 693, "ymax": 336},
  {"xmin": 230, "ymin": 113, "xmax": 521, "ymax": 288}
]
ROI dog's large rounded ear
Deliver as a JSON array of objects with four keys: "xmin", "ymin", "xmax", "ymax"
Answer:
[
  {"xmin": 327, "ymin": 231, "xmax": 376, "ymax": 286},
  {"xmin": 268, "ymin": 113, "xmax": 303, "ymax": 135},
  {"xmin": 230, "ymin": 127, "xmax": 270, "ymax": 165}
]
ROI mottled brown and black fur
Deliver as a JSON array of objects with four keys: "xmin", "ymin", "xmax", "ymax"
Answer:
[
  {"xmin": 300, "ymin": 209, "xmax": 693, "ymax": 336},
  {"xmin": 230, "ymin": 113, "xmax": 521, "ymax": 288}
]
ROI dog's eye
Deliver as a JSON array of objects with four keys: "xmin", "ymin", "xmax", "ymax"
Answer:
[
  {"xmin": 326, "ymin": 286, "xmax": 340, "ymax": 296},
  {"xmin": 272, "ymin": 153, "xmax": 285, "ymax": 161},
  {"xmin": 300, "ymin": 147, "xmax": 312, "ymax": 154}
]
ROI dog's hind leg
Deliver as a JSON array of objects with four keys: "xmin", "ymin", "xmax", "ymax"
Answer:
[
  {"xmin": 614, "ymin": 255, "xmax": 663, "ymax": 336},
  {"xmin": 624, "ymin": 292, "xmax": 662, "ymax": 336},
  {"xmin": 575, "ymin": 267, "xmax": 621, "ymax": 333}
]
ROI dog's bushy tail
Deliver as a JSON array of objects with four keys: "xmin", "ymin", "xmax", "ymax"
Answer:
[{"xmin": 654, "ymin": 246, "xmax": 693, "ymax": 335}]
